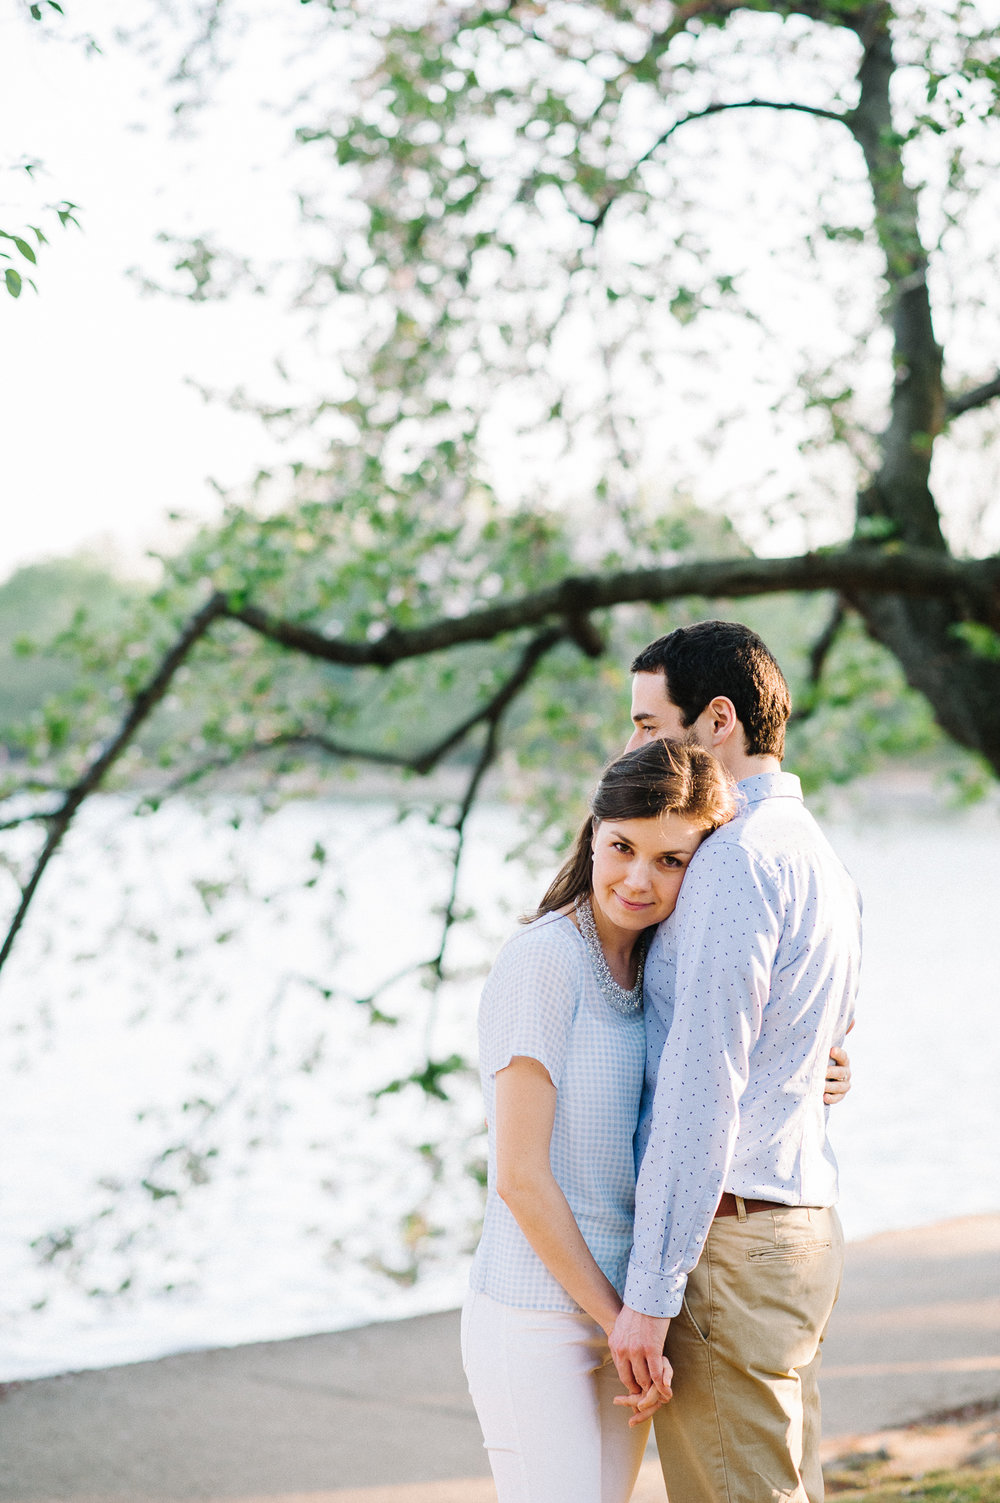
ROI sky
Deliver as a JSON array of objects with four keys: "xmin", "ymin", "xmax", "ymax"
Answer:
[
  {"xmin": 0, "ymin": 4, "xmax": 856, "ymax": 584},
  {"xmin": 0, "ymin": 3, "xmax": 311, "ymax": 583},
  {"xmin": 2, "ymin": 2, "xmax": 998, "ymax": 588}
]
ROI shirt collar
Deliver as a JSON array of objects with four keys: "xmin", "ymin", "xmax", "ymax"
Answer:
[{"xmin": 736, "ymin": 771, "xmax": 803, "ymax": 807}]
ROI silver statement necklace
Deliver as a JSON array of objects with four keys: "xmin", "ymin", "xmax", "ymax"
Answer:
[{"xmin": 574, "ymin": 895, "xmax": 645, "ymax": 1018}]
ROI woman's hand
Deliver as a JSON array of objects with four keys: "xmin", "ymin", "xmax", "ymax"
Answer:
[
  {"xmin": 824, "ymin": 1043, "xmax": 852, "ymax": 1105},
  {"xmin": 613, "ymin": 1383, "xmax": 669, "ymax": 1428}
]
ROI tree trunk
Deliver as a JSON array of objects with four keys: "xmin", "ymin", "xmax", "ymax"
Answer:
[{"xmin": 843, "ymin": 4, "xmax": 1000, "ymax": 769}]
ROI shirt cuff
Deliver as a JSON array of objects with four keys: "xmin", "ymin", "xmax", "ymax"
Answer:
[{"xmin": 623, "ymin": 1258, "xmax": 687, "ymax": 1318}]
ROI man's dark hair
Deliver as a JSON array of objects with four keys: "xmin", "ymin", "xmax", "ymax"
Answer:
[{"xmin": 631, "ymin": 621, "xmax": 792, "ymax": 759}]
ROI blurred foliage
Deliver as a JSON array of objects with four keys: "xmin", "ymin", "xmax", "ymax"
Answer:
[
  {"xmin": 3, "ymin": 5, "xmax": 84, "ymax": 298},
  {"xmin": 5, "ymin": 0, "xmax": 998, "ymax": 810},
  {"xmin": 0, "ymin": 557, "xmax": 140, "ymax": 738},
  {"xmin": 3, "ymin": 0, "xmax": 1000, "ymax": 1323},
  {"xmin": 0, "ymin": 199, "xmax": 80, "ymax": 300},
  {"xmin": 1, "ymin": 503, "xmax": 980, "ymax": 831}
]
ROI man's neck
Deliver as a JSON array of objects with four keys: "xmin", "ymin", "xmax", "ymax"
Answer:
[{"xmin": 721, "ymin": 751, "xmax": 783, "ymax": 784}]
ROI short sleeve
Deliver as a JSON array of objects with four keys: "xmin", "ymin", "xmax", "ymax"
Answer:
[{"xmin": 478, "ymin": 921, "xmax": 581, "ymax": 1088}]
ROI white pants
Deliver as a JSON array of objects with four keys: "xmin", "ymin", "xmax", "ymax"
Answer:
[{"xmin": 461, "ymin": 1288, "xmax": 649, "ymax": 1503}]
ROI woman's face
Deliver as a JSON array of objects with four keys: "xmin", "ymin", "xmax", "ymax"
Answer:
[{"xmin": 590, "ymin": 812, "xmax": 709, "ymax": 939}]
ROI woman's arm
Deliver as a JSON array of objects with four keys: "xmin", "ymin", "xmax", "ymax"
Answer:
[{"xmin": 495, "ymin": 1054, "xmax": 623, "ymax": 1336}]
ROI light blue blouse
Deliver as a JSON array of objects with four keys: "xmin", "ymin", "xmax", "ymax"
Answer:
[{"xmin": 469, "ymin": 911, "xmax": 645, "ymax": 1312}]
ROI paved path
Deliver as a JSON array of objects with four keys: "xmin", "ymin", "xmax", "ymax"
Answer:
[{"xmin": 1, "ymin": 1215, "xmax": 998, "ymax": 1502}]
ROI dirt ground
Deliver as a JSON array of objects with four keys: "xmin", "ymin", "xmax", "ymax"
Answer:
[{"xmin": 818, "ymin": 1397, "xmax": 1000, "ymax": 1496}]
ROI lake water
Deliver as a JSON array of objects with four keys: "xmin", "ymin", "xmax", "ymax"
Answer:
[{"xmin": 1, "ymin": 786, "xmax": 998, "ymax": 1381}]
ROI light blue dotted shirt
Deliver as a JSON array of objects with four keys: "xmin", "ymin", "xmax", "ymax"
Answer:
[
  {"xmin": 470, "ymin": 911, "xmax": 646, "ymax": 1312},
  {"xmin": 625, "ymin": 772, "xmax": 862, "ymax": 1318}
]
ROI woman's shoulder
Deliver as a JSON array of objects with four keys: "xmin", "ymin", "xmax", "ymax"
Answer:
[
  {"xmin": 480, "ymin": 911, "xmax": 586, "ymax": 1039},
  {"xmin": 487, "ymin": 911, "xmax": 584, "ymax": 983},
  {"xmin": 504, "ymin": 909, "xmax": 581, "ymax": 954}
]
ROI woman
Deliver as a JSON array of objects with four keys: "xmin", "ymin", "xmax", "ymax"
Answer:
[{"xmin": 462, "ymin": 740, "xmax": 851, "ymax": 1503}]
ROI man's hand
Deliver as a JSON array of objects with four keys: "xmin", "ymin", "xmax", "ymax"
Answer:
[
  {"xmin": 609, "ymin": 1306, "xmax": 672, "ymax": 1401},
  {"xmin": 824, "ymin": 1044, "xmax": 852, "ymax": 1105}
]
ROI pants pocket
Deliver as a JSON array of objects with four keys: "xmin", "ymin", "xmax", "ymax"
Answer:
[
  {"xmin": 460, "ymin": 1289, "xmax": 477, "ymax": 1375},
  {"xmin": 746, "ymin": 1240, "xmax": 832, "ymax": 1264},
  {"xmin": 678, "ymin": 1293, "xmax": 711, "ymax": 1344}
]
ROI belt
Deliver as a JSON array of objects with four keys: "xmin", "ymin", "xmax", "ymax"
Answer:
[{"xmin": 714, "ymin": 1191, "xmax": 788, "ymax": 1219}]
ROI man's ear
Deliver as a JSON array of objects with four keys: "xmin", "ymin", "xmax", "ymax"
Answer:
[{"xmin": 703, "ymin": 696, "xmax": 740, "ymax": 748}]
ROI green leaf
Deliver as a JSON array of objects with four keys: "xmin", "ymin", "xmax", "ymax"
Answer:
[
  {"xmin": 950, "ymin": 623, "xmax": 1000, "ymax": 662},
  {"xmin": 5, "ymin": 268, "xmax": 22, "ymax": 298},
  {"xmin": 373, "ymin": 1052, "xmax": 467, "ymax": 1101},
  {"xmin": 854, "ymin": 516, "xmax": 898, "ymax": 542},
  {"xmin": 141, "ymin": 1179, "xmax": 179, "ymax": 1202},
  {"xmin": 669, "ymin": 287, "xmax": 698, "ymax": 324},
  {"xmin": 13, "ymin": 237, "xmax": 37, "ymax": 264}
]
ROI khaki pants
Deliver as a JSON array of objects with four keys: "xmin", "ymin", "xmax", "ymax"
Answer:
[{"xmin": 653, "ymin": 1204, "xmax": 844, "ymax": 1503}]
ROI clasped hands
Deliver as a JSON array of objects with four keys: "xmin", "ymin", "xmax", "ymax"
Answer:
[{"xmin": 608, "ymin": 1308, "xmax": 673, "ymax": 1428}]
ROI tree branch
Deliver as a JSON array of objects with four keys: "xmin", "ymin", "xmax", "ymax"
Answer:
[
  {"xmin": 363, "ymin": 628, "xmax": 564, "ymax": 1082},
  {"xmin": 410, "ymin": 628, "xmax": 559, "ymax": 1073},
  {"xmin": 146, "ymin": 735, "xmax": 423, "ymax": 801},
  {"xmin": 588, "ymin": 98, "xmax": 850, "ymax": 231},
  {"xmin": 0, "ymin": 592, "xmax": 228, "ymax": 979},
  {"xmin": 226, "ymin": 549, "xmax": 1000, "ymax": 668},
  {"xmin": 5, "ymin": 543, "xmax": 1000, "ymax": 980},
  {"xmin": 0, "ymin": 808, "xmax": 60, "ymax": 833},
  {"xmin": 150, "ymin": 625, "xmax": 568, "ymax": 800},
  {"xmin": 946, "ymin": 372, "xmax": 1000, "ymax": 419},
  {"xmin": 0, "ymin": 779, "xmax": 66, "ymax": 804},
  {"xmin": 806, "ymin": 598, "xmax": 847, "ymax": 686},
  {"xmin": 789, "ymin": 599, "xmax": 847, "ymax": 725},
  {"xmin": 644, "ymin": 97, "xmax": 849, "ymax": 156},
  {"xmin": 426, "ymin": 715, "xmax": 500, "ymax": 991},
  {"xmin": 0, "ymin": 622, "xmax": 566, "ymax": 981}
]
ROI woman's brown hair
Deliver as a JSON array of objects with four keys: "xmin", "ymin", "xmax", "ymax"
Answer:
[{"xmin": 527, "ymin": 739, "xmax": 737, "ymax": 921}]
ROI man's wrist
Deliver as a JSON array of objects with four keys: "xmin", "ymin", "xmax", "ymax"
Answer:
[{"xmin": 623, "ymin": 1260, "xmax": 686, "ymax": 1318}]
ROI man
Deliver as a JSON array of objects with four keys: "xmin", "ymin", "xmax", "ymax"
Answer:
[{"xmin": 609, "ymin": 620, "xmax": 861, "ymax": 1503}]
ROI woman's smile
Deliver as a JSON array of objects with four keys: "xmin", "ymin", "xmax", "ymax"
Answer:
[{"xmin": 612, "ymin": 891, "xmax": 656, "ymax": 913}]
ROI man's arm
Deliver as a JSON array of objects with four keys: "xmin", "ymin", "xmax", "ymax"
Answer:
[{"xmin": 610, "ymin": 841, "xmax": 780, "ymax": 1395}]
